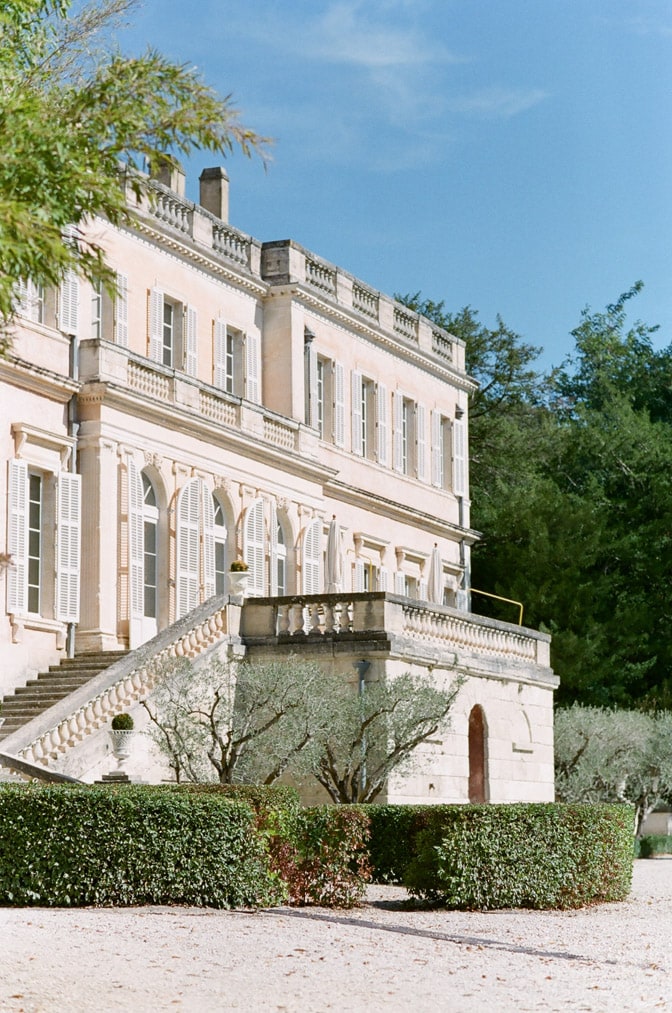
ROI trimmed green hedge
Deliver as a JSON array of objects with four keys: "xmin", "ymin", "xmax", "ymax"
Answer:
[
  {"xmin": 638, "ymin": 834, "xmax": 672, "ymax": 858},
  {"xmin": 363, "ymin": 804, "xmax": 438, "ymax": 884},
  {"xmin": 402, "ymin": 803, "xmax": 634, "ymax": 909},
  {"xmin": 0, "ymin": 784, "xmax": 283, "ymax": 907},
  {"xmin": 269, "ymin": 805, "xmax": 371, "ymax": 908}
]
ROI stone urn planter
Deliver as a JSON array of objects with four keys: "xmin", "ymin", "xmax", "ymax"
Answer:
[
  {"xmin": 227, "ymin": 561, "xmax": 249, "ymax": 599},
  {"xmin": 109, "ymin": 713, "xmax": 135, "ymax": 772}
]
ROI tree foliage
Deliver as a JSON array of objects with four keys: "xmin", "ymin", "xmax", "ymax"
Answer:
[
  {"xmin": 555, "ymin": 704, "xmax": 672, "ymax": 834},
  {"xmin": 402, "ymin": 285, "xmax": 672, "ymax": 707},
  {"xmin": 0, "ymin": 0, "xmax": 268, "ymax": 346}
]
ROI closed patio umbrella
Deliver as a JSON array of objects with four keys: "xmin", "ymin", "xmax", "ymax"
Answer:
[
  {"xmin": 325, "ymin": 515, "xmax": 343, "ymax": 593},
  {"xmin": 427, "ymin": 543, "xmax": 444, "ymax": 604}
]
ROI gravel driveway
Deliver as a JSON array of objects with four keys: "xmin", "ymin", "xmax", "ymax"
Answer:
[{"xmin": 1, "ymin": 859, "xmax": 670, "ymax": 1012}]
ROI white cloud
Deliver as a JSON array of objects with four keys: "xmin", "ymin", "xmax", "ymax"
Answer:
[{"xmin": 448, "ymin": 87, "xmax": 549, "ymax": 119}]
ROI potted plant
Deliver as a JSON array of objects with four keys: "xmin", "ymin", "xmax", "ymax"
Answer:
[
  {"xmin": 109, "ymin": 712, "xmax": 135, "ymax": 770},
  {"xmin": 228, "ymin": 559, "xmax": 249, "ymax": 598}
]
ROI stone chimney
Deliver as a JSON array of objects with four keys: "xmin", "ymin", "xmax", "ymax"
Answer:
[
  {"xmin": 199, "ymin": 167, "xmax": 229, "ymax": 223},
  {"xmin": 150, "ymin": 157, "xmax": 186, "ymax": 197}
]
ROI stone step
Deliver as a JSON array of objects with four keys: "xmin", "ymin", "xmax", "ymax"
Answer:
[{"xmin": 0, "ymin": 651, "xmax": 128, "ymax": 742}]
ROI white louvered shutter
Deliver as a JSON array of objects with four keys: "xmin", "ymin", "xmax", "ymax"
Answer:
[
  {"xmin": 214, "ymin": 319, "xmax": 227, "ymax": 388},
  {"xmin": 201, "ymin": 481, "xmax": 216, "ymax": 600},
  {"xmin": 128, "ymin": 457, "xmax": 144, "ymax": 645},
  {"xmin": 394, "ymin": 571, "xmax": 406, "ymax": 595},
  {"xmin": 55, "ymin": 472, "xmax": 81, "ymax": 622},
  {"xmin": 431, "ymin": 411, "xmax": 442, "ymax": 487},
  {"xmin": 245, "ymin": 332, "xmax": 261, "ymax": 403},
  {"xmin": 416, "ymin": 403, "xmax": 427, "ymax": 481},
  {"xmin": 185, "ymin": 306, "xmax": 198, "ymax": 377},
  {"xmin": 7, "ymin": 460, "xmax": 28, "ymax": 614},
  {"xmin": 115, "ymin": 274, "xmax": 129, "ymax": 346},
  {"xmin": 148, "ymin": 288, "xmax": 163, "ymax": 363},
  {"xmin": 418, "ymin": 580, "xmax": 428, "ymax": 603},
  {"xmin": 59, "ymin": 270, "xmax": 79, "ymax": 335},
  {"xmin": 269, "ymin": 500, "xmax": 278, "ymax": 597},
  {"xmin": 378, "ymin": 567, "xmax": 389, "ymax": 592},
  {"xmin": 333, "ymin": 362, "xmax": 345, "ymax": 447},
  {"xmin": 393, "ymin": 391, "xmax": 404, "ymax": 473},
  {"xmin": 351, "ymin": 371, "xmax": 363, "ymax": 456},
  {"xmin": 453, "ymin": 418, "xmax": 467, "ymax": 497},
  {"xmin": 306, "ymin": 343, "xmax": 318, "ymax": 428},
  {"xmin": 302, "ymin": 519, "xmax": 321, "ymax": 594},
  {"xmin": 244, "ymin": 498, "xmax": 265, "ymax": 595},
  {"xmin": 16, "ymin": 280, "xmax": 29, "ymax": 317},
  {"xmin": 376, "ymin": 383, "xmax": 388, "ymax": 466},
  {"xmin": 353, "ymin": 560, "xmax": 366, "ymax": 592},
  {"xmin": 176, "ymin": 479, "xmax": 200, "ymax": 617}
]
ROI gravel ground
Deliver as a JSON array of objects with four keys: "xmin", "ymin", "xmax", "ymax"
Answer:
[{"xmin": 1, "ymin": 859, "xmax": 670, "ymax": 1013}]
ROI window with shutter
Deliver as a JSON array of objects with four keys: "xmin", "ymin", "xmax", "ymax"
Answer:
[
  {"xmin": 376, "ymin": 383, "xmax": 388, "ymax": 466},
  {"xmin": 453, "ymin": 417, "xmax": 467, "ymax": 497},
  {"xmin": 245, "ymin": 332, "xmax": 261, "ymax": 403},
  {"xmin": 305, "ymin": 342, "xmax": 318, "ymax": 429},
  {"xmin": 7, "ymin": 459, "xmax": 28, "ymax": 614},
  {"xmin": 185, "ymin": 306, "xmax": 198, "ymax": 377},
  {"xmin": 393, "ymin": 391, "xmax": 404, "ymax": 473},
  {"xmin": 127, "ymin": 459, "xmax": 144, "ymax": 643},
  {"xmin": 351, "ymin": 371, "xmax": 363, "ymax": 456},
  {"xmin": 148, "ymin": 288, "xmax": 164, "ymax": 363},
  {"xmin": 416, "ymin": 403, "xmax": 427, "ymax": 481},
  {"xmin": 213, "ymin": 319, "xmax": 228, "ymax": 390},
  {"xmin": 269, "ymin": 500, "xmax": 278, "ymax": 596},
  {"xmin": 302, "ymin": 518, "xmax": 321, "ymax": 594},
  {"xmin": 353, "ymin": 560, "xmax": 366, "ymax": 592},
  {"xmin": 201, "ymin": 480, "xmax": 216, "ymax": 599},
  {"xmin": 244, "ymin": 498, "xmax": 265, "ymax": 595},
  {"xmin": 115, "ymin": 274, "xmax": 129, "ymax": 346},
  {"xmin": 333, "ymin": 361, "xmax": 345, "ymax": 447},
  {"xmin": 59, "ymin": 270, "xmax": 79, "ymax": 335},
  {"xmin": 176, "ymin": 479, "xmax": 200, "ymax": 617},
  {"xmin": 431, "ymin": 410, "xmax": 442, "ymax": 487},
  {"xmin": 213, "ymin": 495, "xmax": 228, "ymax": 595},
  {"xmin": 55, "ymin": 472, "xmax": 81, "ymax": 623},
  {"xmin": 394, "ymin": 571, "xmax": 406, "ymax": 595}
]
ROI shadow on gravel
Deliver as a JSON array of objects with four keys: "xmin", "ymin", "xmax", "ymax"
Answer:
[{"xmin": 267, "ymin": 908, "xmax": 615, "ymax": 966}]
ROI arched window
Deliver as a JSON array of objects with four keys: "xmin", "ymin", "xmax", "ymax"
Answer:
[
  {"xmin": 468, "ymin": 705, "xmax": 489, "ymax": 804},
  {"xmin": 176, "ymin": 478, "xmax": 217, "ymax": 619},
  {"xmin": 142, "ymin": 473, "xmax": 158, "ymax": 629},
  {"xmin": 213, "ymin": 495, "xmax": 228, "ymax": 595},
  {"xmin": 244, "ymin": 498, "xmax": 265, "ymax": 596}
]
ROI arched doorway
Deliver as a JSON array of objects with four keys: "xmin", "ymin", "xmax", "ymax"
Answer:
[{"xmin": 468, "ymin": 705, "xmax": 488, "ymax": 803}]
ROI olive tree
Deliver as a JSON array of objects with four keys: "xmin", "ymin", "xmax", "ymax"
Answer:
[
  {"xmin": 142, "ymin": 655, "xmax": 330, "ymax": 785},
  {"xmin": 311, "ymin": 671, "xmax": 463, "ymax": 804},
  {"xmin": 554, "ymin": 704, "xmax": 672, "ymax": 835}
]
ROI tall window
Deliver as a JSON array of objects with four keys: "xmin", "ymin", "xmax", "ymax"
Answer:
[
  {"xmin": 213, "ymin": 496, "xmax": 228, "ymax": 595},
  {"xmin": 162, "ymin": 300, "xmax": 174, "ymax": 367},
  {"xmin": 17, "ymin": 279, "xmax": 45, "ymax": 324},
  {"xmin": 7, "ymin": 458, "xmax": 80, "ymax": 624},
  {"xmin": 352, "ymin": 372, "xmax": 376, "ymax": 458},
  {"xmin": 276, "ymin": 521, "xmax": 287, "ymax": 595},
  {"xmin": 27, "ymin": 474, "xmax": 42, "ymax": 614},
  {"xmin": 142, "ymin": 474, "xmax": 158, "ymax": 621},
  {"xmin": 316, "ymin": 358, "xmax": 325, "ymax": 437}
]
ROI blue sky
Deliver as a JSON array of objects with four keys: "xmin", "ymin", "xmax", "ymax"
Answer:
[{"xmin": 120, "ymin": 0, "xmax": 672, "ymax": 369}]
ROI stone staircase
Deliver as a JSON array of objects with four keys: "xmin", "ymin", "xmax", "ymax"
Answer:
[{"xmin": 0, "ymin": 652, "xmax": 128, "ymax": 744}]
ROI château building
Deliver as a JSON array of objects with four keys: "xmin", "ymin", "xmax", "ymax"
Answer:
[{"xmin": 0, "ymin": 164, "xmax": 557, "ymax": 801}]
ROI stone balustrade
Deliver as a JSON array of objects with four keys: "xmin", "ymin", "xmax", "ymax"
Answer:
[
  {"xmin": 212, "ymin": 223, "xmax": 252, "ymax": 269},
  {"xmin": 1, "ymin": 598, "xmax": 241, "ymax": 771},
  {"xmin": 242, "ymin": 592, "xmax": 551, "ymax": 669}
]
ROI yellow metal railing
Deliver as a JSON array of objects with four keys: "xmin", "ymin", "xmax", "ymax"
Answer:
[{"xmin": 470, "ymin": 588, "xmax": 524, "ymax": 626}]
